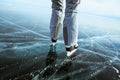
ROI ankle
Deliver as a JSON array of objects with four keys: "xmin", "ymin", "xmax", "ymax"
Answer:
[
  {"xmin": 66, "ymin": 44, "xmax": 78, "ymax": 52},
  {"xmin": 51, "ymin": 38, "xmax": 57, "ymax": 46},
  {"xmin": 51, "ymin": 38, "xmax": 57, "ymax": 43}
]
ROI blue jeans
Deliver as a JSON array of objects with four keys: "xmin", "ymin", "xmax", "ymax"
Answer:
[{"xmin": 50, "ymin": 0, "xmax": 80, "ymax": 47}]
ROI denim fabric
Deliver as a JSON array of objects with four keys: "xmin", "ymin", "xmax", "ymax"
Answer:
[{"xmin": 50, "ymin": 0, "xmax": 80, "ymax": 47}]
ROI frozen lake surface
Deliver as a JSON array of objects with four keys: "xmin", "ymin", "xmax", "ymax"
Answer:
[{"xmin": 0, "ymin": 0, "xmax": 120, "ymax": 80}]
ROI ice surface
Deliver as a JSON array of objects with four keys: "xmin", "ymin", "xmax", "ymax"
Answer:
[{"xmin": 0, "ymin": 0, "xmax": 120, "ymax": 80}]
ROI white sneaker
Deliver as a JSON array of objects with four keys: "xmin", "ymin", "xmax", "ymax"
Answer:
[
  {"xmin": 67, "ymin": 49, "xmax": 77, "ymax": 57},
  {"xmin": 66, "ymin": 44, "xmax": 78, "ymax": 57},
  {"xmin": 50, "ymin": 43, "xmax": 56, "ymax": 52},
  {"xmin": 51, "ymin": 42, "xmax": 56, "ymax": 46}
]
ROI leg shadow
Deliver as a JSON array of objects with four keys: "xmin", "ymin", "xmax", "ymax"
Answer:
[
  {"xmin": 42, "ymin": 45, "xmax": 57, "ymax": 79},
  {"xmin": 42, "ymin": 45, "xmax": 72, "ymax": 80}
]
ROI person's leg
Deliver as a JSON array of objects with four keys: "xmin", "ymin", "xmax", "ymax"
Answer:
[
  {"xmin": 50, "ymin": 0, "xmax": 63, "ymax": 45},
  {"xmin": 63, "ymin": 0, "xmax": 80, "ymax": 56}
]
